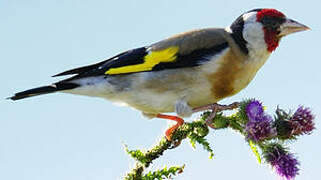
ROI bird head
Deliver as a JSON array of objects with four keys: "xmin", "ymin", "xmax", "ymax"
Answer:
[{"xmin": 228, "ymin": 8, "xmax": 310, "ymax": 53}]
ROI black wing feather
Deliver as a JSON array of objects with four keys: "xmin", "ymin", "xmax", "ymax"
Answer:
[
  {"xmin": 9, "ymin": 82, "xmax": 79, "ymax": 100},
  {"xmin": 53, "ymin": 42, "xmax": 228, "ymax": 80},
  {"xmin": 152, "ymin": 42, "xmax": 228, "ymax": 71},
  {"xmin": 53, "ymin": 47, "xmax": 148, "ymax": 78},
  {"xmin": 52, "ymin": 50, "xmax": 131, "ymax": 77}
]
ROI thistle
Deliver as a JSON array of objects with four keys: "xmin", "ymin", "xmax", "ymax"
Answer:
[
  {"xmin": 275, "ymin": 106, "xmax": 315, "ymax": 139},
  {"xmin": 245, "ymin": 100, "xmax": 276, "ymax": 142},
  {"xmin": 264, "ymin": 144, "xmax": 299, "ymax": 180},
  {"xmin": 289, "ymin": 106, "xmax": 315, "ymax": 136},
  {"xmin": 245, "ymin": 100, "xmax": 264, "ymax": 120}
]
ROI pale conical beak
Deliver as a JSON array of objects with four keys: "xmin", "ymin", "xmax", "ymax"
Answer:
[{"xmin": 279, "ymin": 18, "xmax": 310, "ymax": 37}]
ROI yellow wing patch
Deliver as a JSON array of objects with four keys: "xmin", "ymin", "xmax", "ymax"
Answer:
[{"xmin": 105, "ymin": 46, "xmax": 179, "ymax": 75}]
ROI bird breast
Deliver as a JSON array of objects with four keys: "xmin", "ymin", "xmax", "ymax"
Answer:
[{"xmin": 204, "ymin": 48, "xmax": 270, "ymax": 100}]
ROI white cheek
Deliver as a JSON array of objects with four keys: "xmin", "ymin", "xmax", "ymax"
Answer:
[
  {"xmin": 243, "ymin": 22, "xmax": 270, "ymax": 62},
  {"xmin": 241, "ymin": 12, "xmax": 267, "ymax": 52},
  {"xmin": 243, "ymin": 23, "xmax": 265, "ymax": 44},
  {"xmin": 243, "ymin": 22, "xmax": 268, "ymax": 53}
]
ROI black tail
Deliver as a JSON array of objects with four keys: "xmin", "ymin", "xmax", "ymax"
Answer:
[{"xmin": 9, "ymin": 82, "xmax": 79, "ymax": 101}]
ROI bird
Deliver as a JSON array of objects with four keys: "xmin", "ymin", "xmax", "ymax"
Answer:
[{"xmin": 10, "ymin": 8, "xmax": 309, "ymax": 140}]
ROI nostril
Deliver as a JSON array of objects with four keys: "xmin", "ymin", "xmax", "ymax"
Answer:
[{"xmin": 289, "ymin": 19, "xmax": 296, "ymax": 22}]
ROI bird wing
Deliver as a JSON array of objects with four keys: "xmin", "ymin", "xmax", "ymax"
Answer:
[{"xmin": 54, "ymin": 28, "xmax": 229, "ymax": 79}]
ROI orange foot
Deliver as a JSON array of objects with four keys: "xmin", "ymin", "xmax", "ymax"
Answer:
[{"xmin": 156, "ymin": 114, "xmax": 184, "ymax": 141}]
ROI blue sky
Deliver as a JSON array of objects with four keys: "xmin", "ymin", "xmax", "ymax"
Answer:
[{"xmin": 1, "ymin": 0, "xmax": 320, "ymax": 179}]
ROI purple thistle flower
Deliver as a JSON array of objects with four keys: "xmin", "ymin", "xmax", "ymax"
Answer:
[
  {"xmin": 246, "ymin": 100, "xmax": 264, "ymax": 120},
  {"xmin": 245, "ymin": 100, "xmax": 276, "ymax": 142},
  {"xmin": 245, "ymin": 114, "xmax": 277, "ymax": 142},
  {"xmin": 289, "ymin": 106, "xmax": 315, "ymax": 136},
  {"xmin": 265, "ymin": 145, "xmax": 299, "ymax": 180}
]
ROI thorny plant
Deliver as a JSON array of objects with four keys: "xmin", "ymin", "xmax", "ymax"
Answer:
[{"xmin": 123, "ymin": 99, "xmax": 315, "ymax": 180}]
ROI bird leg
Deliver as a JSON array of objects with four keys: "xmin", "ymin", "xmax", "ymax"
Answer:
[
  {"xmin": 193, "ymin": 102, "xmax": 240, "ymax": 129},
  {"xmin": 155, "ymin": 102, "xmax": 239, "ymax": 140},
  {"xmin": 156, "ymin": 114, "xmax": 184, "ymax": 141}
]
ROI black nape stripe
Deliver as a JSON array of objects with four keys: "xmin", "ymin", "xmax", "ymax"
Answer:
[
  {"xmin": 230, "ymin": 15, "xmax": 249, "ymax": 55},
  {"xmin": 152, "ymin": 42, "xmax": 229, "ymax": 71},
  {"xmin": 248, "ymin": 8, "xmax": 263, "ymax": 13}
]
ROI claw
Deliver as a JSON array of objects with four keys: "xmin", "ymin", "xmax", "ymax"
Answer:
[
  {"xmin": 193, "ymin": 102, "xmax": 240, "ymax": 129},
  {"xmin": 205, "ymin": 110, "xmax": 217, "ymax": 129}
]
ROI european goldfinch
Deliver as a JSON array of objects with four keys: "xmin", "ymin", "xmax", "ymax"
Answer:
[{"xmin": 10, "ymin": 8, "xmax": 309, "ymax": 140}]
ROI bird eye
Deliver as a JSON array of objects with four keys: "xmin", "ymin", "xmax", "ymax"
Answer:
[{"xmin": 261, "ymin": 17, "xmax": 282, "ymax": 30}]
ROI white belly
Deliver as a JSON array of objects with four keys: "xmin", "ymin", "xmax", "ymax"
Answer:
[{"xmin": 64, "ymin": 69, "xmax": 216, "ymax": 114}]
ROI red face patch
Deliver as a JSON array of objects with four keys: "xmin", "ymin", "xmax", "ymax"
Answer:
[
  {"xmin": 256, "ymin": 9, "xmax": 285, "ymax": 52},
  {"xmin": 263, "ymin": 29, "xmax": 279, "ymax": 52},
  {"xmin": 256, "ymin": 9, "xmax": 285, "ymax": 22}
]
